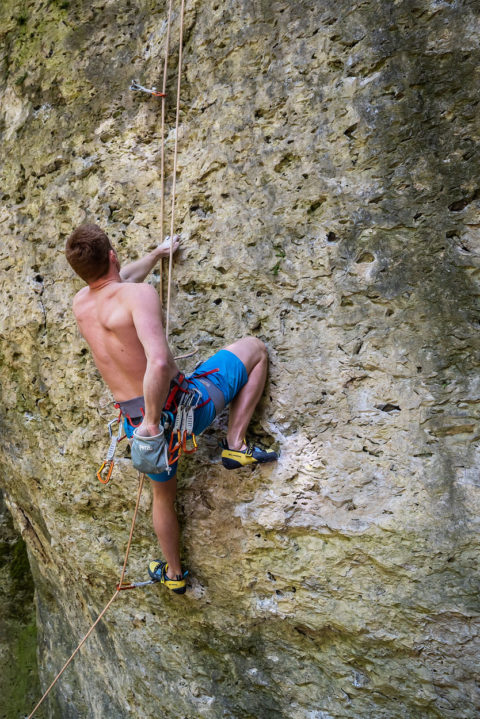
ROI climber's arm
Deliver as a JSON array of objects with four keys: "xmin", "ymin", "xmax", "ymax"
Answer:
[
  {"xmin": 120, "ymin": 236, "xmax": 180, "ymax": 283},
  {"xmin": 129, "ymin": 284, "xmax": 178, "ymax": 434}
]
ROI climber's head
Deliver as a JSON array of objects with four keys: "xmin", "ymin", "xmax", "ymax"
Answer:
[{"xmin": 66, "ymin": 224, "xmax": 117, "ymax": 283}]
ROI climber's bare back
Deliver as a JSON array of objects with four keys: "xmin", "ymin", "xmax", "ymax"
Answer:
[{"xmin": 73, "ymin": 280, "xmax": 178, "ymax": 402}]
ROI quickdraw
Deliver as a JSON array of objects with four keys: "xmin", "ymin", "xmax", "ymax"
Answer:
[
  {"xmin": 165, "ymin": 368, "xmax": 222, "ymax": 462},
  {"xmin": 167, "ymin": 381, "xmax": 202, "ymax": 463},
  {"xmin": 96, "ymin": 413, "xmax": 126, "ymax": 484},
  {"xmin": 129, "ymin": 79, "xmax": 166, "ymax": 97},
  {"xmin": 116, "ymin": 579, "xmax": 156, "ymax": 591}
]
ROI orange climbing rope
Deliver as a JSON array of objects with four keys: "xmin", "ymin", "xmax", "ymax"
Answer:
[{"xmin": 27, "ymin": 1, "xmax": 186, "ymax": 715}]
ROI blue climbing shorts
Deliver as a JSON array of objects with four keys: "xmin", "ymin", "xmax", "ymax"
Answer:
[{"xmin": 123, "ymin": 349, "xmax": 248, "ymax": 482}]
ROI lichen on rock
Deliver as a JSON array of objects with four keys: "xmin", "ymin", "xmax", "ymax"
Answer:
[{"xmin": 1, "ymin": 0, "xmax": 480, "ymax": 717}]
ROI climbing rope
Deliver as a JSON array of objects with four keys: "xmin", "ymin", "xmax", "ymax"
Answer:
[
  {"xmin": 129, "ymin": 0, "xmax": 182, "ymax": 339},
  {"xmin": 158, "ymin": 0, "xmax": 173, "ymax": 303},
  {"xmin": 166, "ymin": 0, "xmax": 185, "ymax": 340},
  {"xmin": 27, "ymin": 1, "xmax": 186, "ymax": 715},
  {"xmin": 27, "ymin": 473, "xmax": 146, "ymax": 718},
  {"xmin": 117, "ymin": 472, "xmax": 145, "ymax": 589},
  {"xmin": 27, "ymin": 590, "xmax": 120, "ymax": 719}
]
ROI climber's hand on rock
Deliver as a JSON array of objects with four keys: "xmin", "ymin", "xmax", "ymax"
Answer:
[{"xmin": 153, "ymin": 235, "xmax": 180, "ymax": 259}]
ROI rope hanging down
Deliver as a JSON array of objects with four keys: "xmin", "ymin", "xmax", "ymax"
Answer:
[
  {"xmin": 158, "ymin": 0, "xmax": 173, "ymax": 304},
  {"xmin": 27, "ymin": 2, "xmax": 185, "ymax": 715},
  {"xmin": 166, "ymin": 0, "xmax": 185, "ymax": 340},
  {"xmin": 27, "ymin": 473, "xmax": 146, "ymax": 719}
]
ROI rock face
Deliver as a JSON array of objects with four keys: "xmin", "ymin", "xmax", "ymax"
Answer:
[
  {"xmin": 1, "ymin": 0, "xmax": 479, "ymax": 717},
  {"xmin": 0, "ymin": 491, "xmax": 44, "ymax": 719}
]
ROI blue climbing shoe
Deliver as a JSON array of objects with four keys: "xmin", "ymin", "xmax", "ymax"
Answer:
[
  {"xmin": 221, "ymin": 439, "xmax": 278, "ymax": 469},
  {"xmin": 148, "ymin": 560, "xmax": 188, "ymax": 594}
]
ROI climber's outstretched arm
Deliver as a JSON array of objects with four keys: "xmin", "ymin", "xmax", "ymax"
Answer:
[{"xmin": 120, "ymin": 236, "xmax": 180, "ymax": 283}]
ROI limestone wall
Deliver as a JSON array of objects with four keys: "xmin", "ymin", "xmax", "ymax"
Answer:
[{"xmin": 1, "ymin": 0, "xmax": 479, "ymax": 717}]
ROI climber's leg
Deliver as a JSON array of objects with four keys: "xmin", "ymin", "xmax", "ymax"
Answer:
[
  {"xmin": 222, "ymin": 337, "xmax": 268, "ymax": 450},
  {"xmin": 150, "ymin": 477, "xmax": 182, "ymax": 576},
  {"xmin": 188, "ymin": 337, "xmax": 278, "ymax": 468},
  {"xmin": 220, "ymin": 337, "xmax": 278, "ymax": 468},
  {"xmin": 122, "ymin": 416, "xmax": 186, "ymax": 589}
]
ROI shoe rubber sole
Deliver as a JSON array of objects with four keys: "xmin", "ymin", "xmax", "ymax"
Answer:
[
  {"xmin": 221, "ymin": 447, "xmax": 278, "ymax": 470},
  {"xmin": 222, "ymin": 457, "xmax": 253, "ymax": 470}
]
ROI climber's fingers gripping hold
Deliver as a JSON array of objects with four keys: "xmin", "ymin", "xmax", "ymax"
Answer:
[{"xmin": 155, "ymin": 235, "xmax": 181, "ymax": 259}]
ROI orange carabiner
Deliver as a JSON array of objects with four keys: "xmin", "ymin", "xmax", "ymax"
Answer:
[
  {"xmin": 169, "ymin": 430, "xmax": 181, "ymax": 454},
  {"xmin": 182, "ymin": 432, "xmax": 198, "ymax": 454},
  {"xmin": 96, "ymin": 460, "xmax": 114, "ymax": 484}
]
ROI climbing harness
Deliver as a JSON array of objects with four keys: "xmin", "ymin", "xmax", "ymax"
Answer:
[
  {"xmin": 27, "ymin": 0, "xmax": 187, "ymax": 716},
  {"xmin": 119, "ymin": 368, "xmax": 222, "ymax": 475},
  {"xmin": 129, "ymin": 79, "xmax": 166, "ymax": 97},
  {"xmin": 96, "ymin": 413, "xmax": 126, "ymax": 484}
]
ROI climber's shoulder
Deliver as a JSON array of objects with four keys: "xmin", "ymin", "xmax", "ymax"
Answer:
[{"xmin": 117, "ymin": 281, "xmax": 159, "ymax": 307}]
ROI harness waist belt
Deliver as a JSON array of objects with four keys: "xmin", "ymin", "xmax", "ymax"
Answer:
[
  {"xmin": 197, "ymin": 377, "xmax": 225, "ymax": 415},
  {"xmin": 116, "ymin": 375, "xmax": 225, "ymax": 419},
  {"xmin": 116, "ymin": 373, "xmax": 185, "ymax": 418},
  {"xmin": 116, "ymin": 395, "xmax": 145, "ymax": 418}
]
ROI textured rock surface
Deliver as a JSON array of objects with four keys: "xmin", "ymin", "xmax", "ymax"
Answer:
[
  {"xmin": 1, "ymin": 0, "xmax": 480, "ymax": 717},
  {"xmin": 0, "ymin": 491, "xmax": 45, "ymax": 719}
]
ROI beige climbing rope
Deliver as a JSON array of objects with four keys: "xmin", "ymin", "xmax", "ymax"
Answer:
[
  {"xmin": 163, "ymin": 0, "xmax": 196, "ymax": 361},
  {"xmin": 166, "ymin": 0, "xmax": 185, "ymax": 340},
  {"xmin": 27, "ymin": 1, "xmax": 186, "ymax": 715},
  {"xmin": 27, "ymin": 473, "xmax": 146, "ymax": 719},
  {"xmin": 117, "ymin": 472, "xmax": 146, "ymax": 589},
  {"xmin": 27, "ymin": 590, "xmax": 120, "ymax": 719},
  {"xmin": 158, "ymin": 0, "xmax": 173, "ymax": 303}
]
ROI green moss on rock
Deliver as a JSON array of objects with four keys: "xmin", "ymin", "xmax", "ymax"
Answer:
[{"xmin": 0, "ymin": 494, "xmax": 44, "ymax": 718}]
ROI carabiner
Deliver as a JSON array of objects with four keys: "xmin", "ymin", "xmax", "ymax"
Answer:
[
  {"xmin": 130, "ymin": 79, "xmax": 166, "ymax": 97},
  {"xmin": 97, "ymin": 414, "xmax": 124, "ymax": 484},
  {"xmin": 182, "ymin": 431, "xmax": 198, "ymax": 454},
  {"xmin": 97, "ymin": 460, "xmax": 114, "ymax": 485}
]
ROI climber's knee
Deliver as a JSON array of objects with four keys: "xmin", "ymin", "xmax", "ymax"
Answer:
[{"xmin": 223, "ymin": 337, "xmax": 267, "ymax": 374}]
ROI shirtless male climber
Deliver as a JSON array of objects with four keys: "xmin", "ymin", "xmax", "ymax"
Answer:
[{"xmin": 65, "ymin": 224, "xmax": 277, "ymax": 594}]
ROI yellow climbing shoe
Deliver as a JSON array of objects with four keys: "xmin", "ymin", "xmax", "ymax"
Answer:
[
  {"xmin": 221, "ymin": 440, "xmax": 278, "ymax": 470},
  {"xmin": 148, "ymin": 560, "xmax": 188, "ymax": 594}
]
